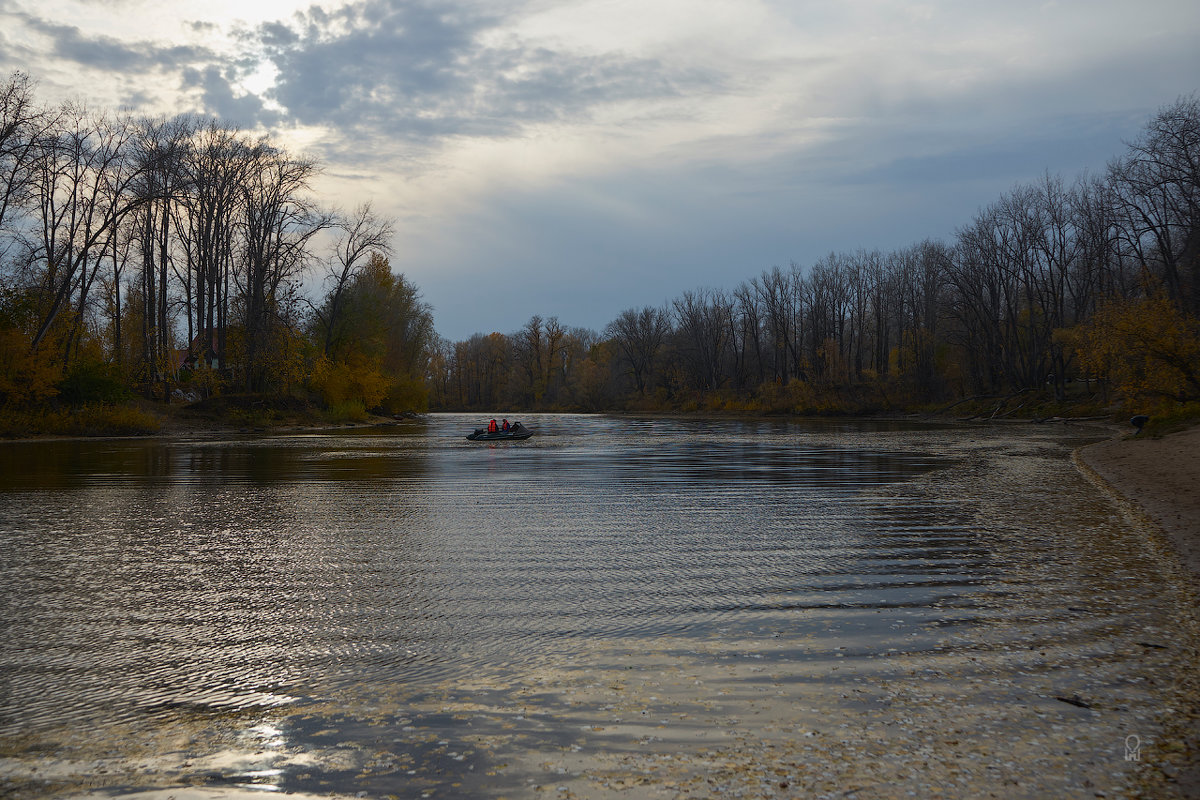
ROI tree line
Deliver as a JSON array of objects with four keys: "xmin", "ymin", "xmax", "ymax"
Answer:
[
  {"xmin": 0, "ymin": 72, "xmax": 434, "ymax": 429},
  {"xmin": 2, "ymin": 67, "xmax": 1196, "ymax": 430},
  {"xmin": 432, "ymin": 95, "xmax": 1200, "ymax": 417}
]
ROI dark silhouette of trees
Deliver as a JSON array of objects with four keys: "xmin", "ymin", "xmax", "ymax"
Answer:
[
  {"xmin": 606, "ymin": 305, "xmax": 669, "ymax": 396},
  {"xmin": 672, "ymin": 288, "xmax": 734, "ymax": 392},
  {"xmin": 1109, "ymin": 95, "xmax": 1200, "ymax": 315},
  {"xmin": 176, "ymin": 119, "xmax": 254, "ymax": 382},
  {"xmin": 434, "ymin": 94, "xmax": 1200, "ymax": 417},
  {"xmin": 0, "ymin": 73, "xmax": 415, "ymax": 421}
]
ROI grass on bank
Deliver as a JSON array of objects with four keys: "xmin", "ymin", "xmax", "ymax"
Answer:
[
  {"xmin": 0, "ymin": 403, "xmax": 161, "ymax": 438},
  {"xmin": 0, "ymin": 393, "xmax": 384, "ymax": 438},
  {"xmin": 167, "ymin": 393, "xmax": 371, "ymax": 430}
]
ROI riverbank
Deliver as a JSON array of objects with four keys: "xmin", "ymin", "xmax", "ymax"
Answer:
[
  {"xmin": 1077, "ymin": 425, "xmax": 1200, "ymax": 798},
  {"xmin": 1078, "ymin": 425, "xmax": 1200, "ymax": 587}
]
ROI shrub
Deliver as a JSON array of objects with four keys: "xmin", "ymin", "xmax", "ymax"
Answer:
[
  {"xmin": 309, "ymin": 355, "xmax": 388, "ymax": 411},
  {"xmin": 380, "ymin": 375, "xmax": 429, "ymax": 415},
  {"xmin": 324, "ymin": 399, "xmax": 368, "ymax": 422},
  {"xmin": 0, "ymin": 327, "xmax": 60, "ymax": 407},
  {"xmin": 57, "ymin": 360, "xmax": 130, "ymax": 406}
]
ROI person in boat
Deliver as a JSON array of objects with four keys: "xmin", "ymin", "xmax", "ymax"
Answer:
[
  {"xmin": 501, "ymin": 418, "xmax": 510, "ymax": 431},
  {"xmin": 487, "ymin": 418, "xmax": 498, "ymax": 434}
]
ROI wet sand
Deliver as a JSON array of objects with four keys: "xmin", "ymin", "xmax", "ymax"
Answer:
[
  {"xmin": 1077, "ymin": 424, "xmax": 1200, "ymax": 797},
  {"xmin": 1078, "ymin": 425, "xmax": 1200, "ymax": 587}
]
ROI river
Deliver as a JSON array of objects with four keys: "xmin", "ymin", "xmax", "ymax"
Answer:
[{"xmin": 0, "ymin": 414, "xmax": 1194, "ymax": 798}]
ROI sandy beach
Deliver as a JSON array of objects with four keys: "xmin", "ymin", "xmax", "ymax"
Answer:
[
  {"xmin": 1077, "ymin": 424, "xmax": 1200, "ymax": 797},
  {"xmin": 1078, "ymin": 425, "xmax": 1200, "ymax": 587}
]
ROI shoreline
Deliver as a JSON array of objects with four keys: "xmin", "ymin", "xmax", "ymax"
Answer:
[
  {"xmin": 0, "ymin": 407, "xmax": 1114, "ymax": 444},
  {"xmin": 1076, "ymin": 426, "xmax": 1200, "ymax": 797},
  {"xmin": 1077, "ymin": 425, "xmax": 1200, "ymax": 588}
]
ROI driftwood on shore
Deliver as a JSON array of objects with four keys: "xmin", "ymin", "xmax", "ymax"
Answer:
[{"xmin": 947, "ymin": 388, "xmax": 1034, "ymax": 421}]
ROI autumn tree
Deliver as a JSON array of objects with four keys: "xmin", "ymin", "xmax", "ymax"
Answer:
[
  {"xmin": 1070, "ymin": 290, "xmax": 1200, "ymax": 408},
  {"xmin": 310, "ymin": 253, "xmax": 434, "ymax": 413}
]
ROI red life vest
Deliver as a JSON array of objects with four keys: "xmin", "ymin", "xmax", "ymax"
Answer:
[{"xmin": 488, "ymin": 419, "xmax": 498, "ymax": 433}]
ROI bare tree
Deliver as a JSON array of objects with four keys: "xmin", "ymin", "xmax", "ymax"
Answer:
[
  {"xmin": 945, "ymin": 212, "xmax": 1012, "ymax": 394},
  {"xmin": 730, "ymin": 282, "xmax": 763, "ymax": 389},
  {"xmin": 27, "ymin": 106, "xmax": 147, "ymax": 361},
  {"xmin": 1108, "ymin": 94, "xmax": 1200, "ymax": 314},
  {"xmin": 755, "ymin": 265, "xmax": 796, "ymax": 384},
  {"xmin": 606, "ymin": 305, "xmax": 670, "ymax": 395},
  {"xmin": 0, "ymin": 72, "xmax": 52, "ymax": 243},
  {"xmin": 237, "ymin": 145, "xmax": 331, "ymax": 391},
  {"xmin": 315, "ymin": 201, "xmax": 395, "ymax": 356},
  {"xmin": 178, "ymin": 119, "xmax": 253, "ymax": 372},
  {"xmin": 672, "ymin": 288, "xmax": 733, "ymax": 391},
  {"xmin": 542, "ymin": 315, "xmax": 567, "ymax": 402},
  {"xmin": 130, "ymin": 114, "xmax": 193, "ymax": 394},
  {"xmin": 805, "ymin": 254, "xmax": 852, "ymax": 380}
]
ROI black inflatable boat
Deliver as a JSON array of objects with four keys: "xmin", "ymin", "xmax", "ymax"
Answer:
[{"xmin": 466, "ymin": 423, "xmax": 532, "ymax": 441}]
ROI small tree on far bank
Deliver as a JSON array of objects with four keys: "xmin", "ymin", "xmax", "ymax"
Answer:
[
  {"xmin": 309, "ymin": 253, "xmax": 434, "ymax": 414},
  {"xmin": 1068, "ymin": 290, "xmax": 1200, "ymax": 410}
]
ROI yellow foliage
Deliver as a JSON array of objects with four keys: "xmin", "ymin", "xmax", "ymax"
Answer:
[
  {"xmin": 1069, "ymin": 292, "xmax": 1200, "ymax": 409},
  {"xmin": 0, "ymin": 327, "xmax": 61, "ymax": 407},
  {"xmin": 382, "ymin": 375, "xmax": 429, "ymax": 415},
  {"xmin": 187, "ymin": 363, "xmax": 224, "ymax": 398},
  {"xmin": 273, "ymin": 327, "xmax": 310, "ymax": 394},
  {"xmin": 309, "ymin": 354, "xmax": 389, "ymax": 409}
]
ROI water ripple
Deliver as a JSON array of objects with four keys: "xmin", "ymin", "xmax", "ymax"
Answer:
[{"xmin": 0, "ymin": 414, "xmax": 1107, "ymax": 741}]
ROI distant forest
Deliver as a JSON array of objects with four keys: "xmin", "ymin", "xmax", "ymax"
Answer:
[
  {"xmin": 1, "ymin": 68, "xmax": 1197, "ymax": 433},
  {"xmin": 430, "ymin": 96, "xmax": 1200, "ymax": 419}
]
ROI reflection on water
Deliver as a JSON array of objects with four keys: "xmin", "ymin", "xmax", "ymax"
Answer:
[{"xmin": 0, "ymin": 414, "xmax": 1193, "ymax": 798}]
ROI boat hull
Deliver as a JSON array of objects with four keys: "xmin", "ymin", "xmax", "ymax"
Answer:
[{"xmin": 466, "ymin": 429, "xmax": 533, "ymax": 441}]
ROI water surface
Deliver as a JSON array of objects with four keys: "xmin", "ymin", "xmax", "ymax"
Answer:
[{"xmin": 0, "ymin": 414, "xmax": 1191, "ymax": 798}]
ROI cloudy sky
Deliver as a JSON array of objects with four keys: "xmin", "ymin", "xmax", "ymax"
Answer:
[{"xmin": 2, "ymin": 0, "xmax": 1197, "ymax": 340}]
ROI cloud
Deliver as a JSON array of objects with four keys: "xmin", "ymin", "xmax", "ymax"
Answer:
[
  {"xmin": 257, "ymin": 0, "xmax": 715, "ymax": 149},
  {"xmin": 0, "ymin": 5, "xmax": 242, "ymax": 118},
  {"xmin": 17, "ymin": 14, "xmax": 211, "ymax": 73},
  {"xmin": 181, "ymin": 65, "xmax": 280, "ymax": 128}
]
